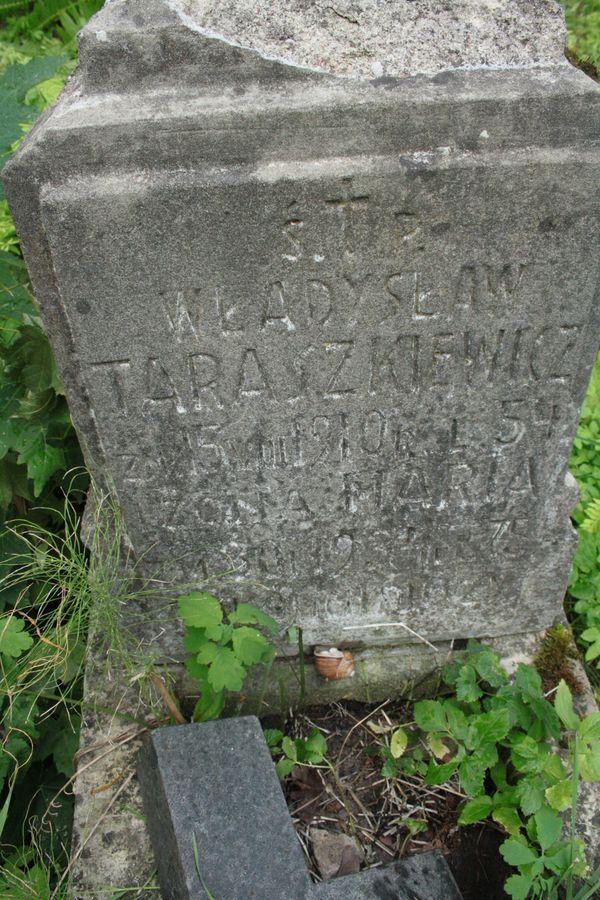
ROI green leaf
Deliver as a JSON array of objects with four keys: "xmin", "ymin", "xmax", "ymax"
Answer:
[
  {"xmin": 0, "ymin": 615, "xmax": 33, "ymax": 658},
  {"xmin": 542, "ymin": 753, "xmax": 567, "ymax": 782},
  {"xmin": 231, "ymin": 626, "xmax": 273, "ymax": 666},
  {"xmin": 580, "ymin": 745, "xmax": 600, "ymax": 781},
  {"xmin": 0, "ymin": 56, "xmax": 66, "ymax": 173},
  {"xmin": 185, "ymin": 656, "xmax": 209, "ymax": 685},
  {"xmin": 545, "ymin": 778, "xmax": 573, "ymax": 812},
  {"xmin": 228, "ymin": 603, "xmax": 278, "ymax": 633},
  {"xmin": 282, "ymin": 736, "xmax": 297, "ymax": 762},
  {"xmin": 263, "ymin": 728, "xmax": 283, "ymax": 750},
  {"xmin": 472, "ymin": 708, "xmax": 510, "ymax": 746},
  {"xmin": 381, "ymin": 757, "xmax": 399, "ymax": 779},
  {"xmin": 207, "ymin": 646, "xmax": 246, "ymax": 692},
  {"xmin": 584, "ymin": 640, "xmax": 600, "ymax": 662},
  {"xmin": 275, "ymin": 757, "xmax": 296, "ymax": 779},
  {"xmin": 426, "ymin": 733, "xmax": 450, "ymax": 759},
  {"xmin": 458, "ymin": 795, "xmax": 493, "ymax": 825},
  {"xmin": 510, "ymin": 734, "xmax": 541, "ymax": 772},
  {"xmin": 404, "ymin": 818, "xmax": 427, "ymax": 835},
  {"xmin": 581, "ymin": 627, "xmax": 600, "ymax": 643},
  {"xmin": 500, "ymin": 838, "xmax": 539, "ymax": 866},
  {"xmin": 192, "ymin": 687, "xmax": 225, "ymax": 722},
  {"xmin": 504, "ymin": 873, "xmax": 533, "ymax": 900},
  {"xmin": 533, "ymin": 806, "xmax": 562, "ymax": 852},
  {"xmin": 184, "ymin": 627, "xmax": 212, "ymax": 653},
  {"xmin": 424, "ymin": 760, "xmax": 458, "ymax": 785},
  {"xmin": 515, "ymin": 664, "xmax": 543, "ymax": 701},
  {"xmin": 492, "ymin": 807, "xmax": 523, "ymax": 836},
  {"xmin": 458, "ymin": 755, "xmax": 488, "ymax": 795},
  {"xmin": 414, "ymin": 700, "xmax": 446, "ymax": 733},
  {"xmin": 580, "ymin": 712, "xmax": 600, "ymax": 743},
  {"xmin": 196, "ymin": 642, "xmax": 219, "ymax": 665},
  {"xmin": 390, "ymin": 727, "xmax": 408, "ymax": 759},
  {"xmin": 516, "ymin": 776, "xmax": 545, "ymax": 816},
  {"xmin": 178, "ymin": 592, "xmax": 223, "ymax": 630},
  {"xmin": 472, "ymin": 647, "xmax": 508, "ymax": 688},
  {"xmin": 51, "ymin": 719, "xmax": 79, "ymax": 777},
  {"xmin": 303, "ymin": 728, "xmax": 327, "ymax": 761},
  {"xmin": 16, "ymin": 432, "xmax": 64, "ymax": 497},
  {"xmin": 456, "ymin": 665, "xmax": 483, "ymax": 702},
  {"xmin": 444, "ymin": 702, "xmax": 469, "ymax": 741},
  {"xmin": 554, "ymin": 679, "xmax": 579, "ymax": 731}
]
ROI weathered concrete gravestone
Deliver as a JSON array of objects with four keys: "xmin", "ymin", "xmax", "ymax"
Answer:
[{"xmin": 5, "ymin": 0, "xmax": 600, "ymax": 672}]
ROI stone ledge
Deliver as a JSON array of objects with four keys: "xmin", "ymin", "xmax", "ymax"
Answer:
[{"xmin": 69, "ymin": 627, "xmax": 599, "ymax": 897}]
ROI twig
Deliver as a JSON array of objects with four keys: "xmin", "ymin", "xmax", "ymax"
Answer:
[
  {"xmin": 150, "ymin": 671, "xmax": 186, "ymax": 724},
  {"xmin": 342, "ymin": 622, "xmax": 439, "ymax": 652}
]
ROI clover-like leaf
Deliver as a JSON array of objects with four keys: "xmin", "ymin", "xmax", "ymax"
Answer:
[
  {"xmin": 178, "ymin": 592, "xmax": 223, "ymax": 630},
  {"xmin": 231, "ymin": 627, "xmax": 273, "ymax": 666},
  {"xmin": 196, "ymin": 642, "xmax": 219, "ymax": 665},
  {"xmin": 228, "ymin": 603, "xmax": 278, "ymax": 633},
  {"xmin": 206, "ymin": 646, "xmax": 246, "ymax": 693},
  {"xmin": 0, "ymin": 616, "xmax": 33, "ymax": 658}
]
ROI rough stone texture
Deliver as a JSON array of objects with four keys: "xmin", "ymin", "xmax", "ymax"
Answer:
[
  {"xmin": 315, "ymin": 852, "xmax": 463, "ymax": 899},
  {"xmin": 138, "ymin": 717, "xmax": 312, "ymax": 899},
  {"xmin": 310, "ymin": 828, "xmax": 363, "ymax": 880},
  {"xmin": 70, "ymin": 629, "xmax": 598, "ymax": 896},
  {"xmin": 69, "ymin": 653, "xmax": 158, "ymax": 899},
  {"xmin": 138, "ymin": 715, "xmax": 463, "ymax": 899},
  {"xmin": 171, "ymin": 0, "xmax": 566, "ymax": 79},
  {"xmin": 4, "ymin": 0, "xmax": 600, "ymax": 662}
]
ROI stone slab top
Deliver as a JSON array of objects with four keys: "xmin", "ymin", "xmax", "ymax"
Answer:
[
  {"xmin": 75, "ymin": 0, "xmax": 569, "ymax": 93},
  {"xmin": 170, "ymin": 0, "xmax": 566, "ymax": 79}
]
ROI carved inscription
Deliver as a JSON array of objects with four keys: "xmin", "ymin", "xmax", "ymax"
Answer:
[{"xmin": 79, "ymin": 182, "xmax": 585, "ymax": 635}]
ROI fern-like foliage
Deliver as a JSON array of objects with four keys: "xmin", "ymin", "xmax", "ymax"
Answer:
[
  {"xmin": 582, "ymin": 497, "xmax": 600, "ymax": 533},
  {"xmin": 0, "ymin": 1, "xmax": 30, "ymax": 20},
  {"xmin": 5, "ymin": 0, "xmax": 104, "ymax": 45}
]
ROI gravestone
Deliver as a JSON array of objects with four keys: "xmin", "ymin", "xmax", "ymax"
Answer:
[
  {"xmin": 5, "ymin": 1, "xmax": 600, "ymax": 671},
  {"xmin": 137, "ymin": 715, "xmax": 464, "ymax": 899}
]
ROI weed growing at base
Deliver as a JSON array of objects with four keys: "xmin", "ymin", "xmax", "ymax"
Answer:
[
  {"xmin": 569, "ymin": 353, "xmax": 600, "ymax": 687},
  {"xmin": 373, "ymin": 641, "xmax": 600, "ymax": 900},
  {"xmin": 0, "ymin": 480, "xmax": 168, "ymax": 895},
  {"xmin": 179, "ymin": 591, "xmax": 279, "ymax": 721},
  {"xmin": 264, "ymin": 726, "xmax": 328, "ymax": 780}
]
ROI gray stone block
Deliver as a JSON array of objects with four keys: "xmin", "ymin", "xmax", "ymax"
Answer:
[
  {"xmin": 137, "ymin": 716, "xmax": 463, "ymax": 899},
  {"xmin": 314, "ymin": 852, "xmax": 463, "ymax": 900},
  {"xmin": 4, "ymin": 0, "xmax": 600, "ymax": 666},
  {"xmin": 137, "ymin": 716, "xmax": 311, "ymax": 899}
]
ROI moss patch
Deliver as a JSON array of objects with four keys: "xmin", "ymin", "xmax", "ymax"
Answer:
[{"xmin": 534, "ymin": 624, "xmax": 582, "ymax": 694}]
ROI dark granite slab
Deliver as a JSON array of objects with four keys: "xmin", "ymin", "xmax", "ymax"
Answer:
[{"xmin": 138, "ymin": 716, "xmax": 463, "ymax": 899}]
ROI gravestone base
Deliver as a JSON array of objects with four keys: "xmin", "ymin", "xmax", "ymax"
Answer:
[{"xmin": 69, "ymin": 623, "xmax": 600, "ymax": 899}]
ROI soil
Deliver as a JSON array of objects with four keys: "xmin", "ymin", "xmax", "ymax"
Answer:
[{"xmin": 263, "ymin": 700, "xmax": 512, "ymax": 900}]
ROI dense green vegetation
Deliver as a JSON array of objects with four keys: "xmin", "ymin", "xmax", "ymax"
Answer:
[{"xmin": 0, "ymin": 0, "xmax": 598, "ymax": 896}]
